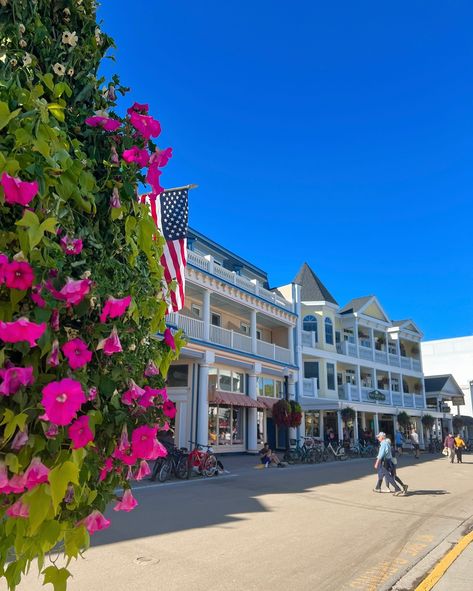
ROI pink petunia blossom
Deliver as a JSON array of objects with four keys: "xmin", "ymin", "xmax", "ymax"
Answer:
[
  {"xmin": 68, "ymin": 415, "xmax": 94, "ymax": 449},
  {"xmin": 31, "ymin": 284, "xmax": 46, "ymax": 308},
  {"xmin": 121, "ymin": 380, "xmax": 145, "ymax": 406},
  {"xmin": 149, "ymin": 147, "xmax": 173, "ymax": 168},
  {"xmin": 8, "ymin": 473, "xmax": 26, "ymax": 494},
  {"xmin": 0, "ymin": 253, "xmax": 8, "ymax": 283},
  {"xmin": 127, "ymin": 102, "xmax": 149, "ymax": 115},
  {"xmin": 112, "ymin": 445, "xmax": 137, "ymax": 466},
  {"xmin": 99, "ymin": 295, "xmax": 132, "ymax": 324},
  {"xmin": 6, "ymin": 499, "xmax": 29, "ymax": 519},
  {"xmin": 144, "ymin": 361, "xmax": 159, "ymax": 377},
  {"xmin": 99, "ymin": 457, "xmax": 113, "ymax": 482},
  {"xmin": 110, "ymin": 145, "xmax": 119, "ymax": 164},
  {"xmin": 97, "ymin": 327, "xmax": 122, "ymax": 356},
  {"xmin": 134, "ymin": 460, "xmax": 151, "ymax": 480},
  {"xmin": 4, "ymin": 261, "xmax": 35, "ymax": 291},
  {"xmin": 163, "ymin": 327, "xmax": 176, "ymax": 351},
  {"xmin": 122, "ymin": 147, "xmax": 149, "ymax": 168},
  {"xmin": 131, "ymin": 425, "xmax": 167, "ymax": 460},
  {"xmin": 0, "ymin": 366, "xmax": 34, "ymax": 396},
  {"xmin": 24, "ymin": 457, "xmax": 49, "ymax": 490},
  {"xmin": 0, "ymin": 318, "xmax": 46, "ymax": 347},
  {"xmin": 11, "ymin": 427, "xmax": 28, "ymax": 451},
  {"xmin": 0, "ymin": 462, "xmax": 8, "ymax": 489},
  {"xmin": 87, "ymin": 386, "xmax": 97, "ymax": 401},
  {"xmin": 163, "ymin": 400, "xmax": 177, "ymax": 419},
  {"xmin": 85, "ymin": 115, "xmax": 121, "ymax": 132},
  {"xmin": 50, "ymin": 309, "xmax": 60, "ymax": 331},
  {"xmin": 129, "ymin": 111, "xmax": 161, "ymax": 140},
  {"xmin": 47, "ymin": 339, "xmax": 60, "ymax": 368},
  {"xmin": 60, "ymin": 235, "xmax": 83, "ymax": 255},
  {"xmin": 47, "ymin": 278, "xmax": 92, "ymax": 306},
  {"xmin": 62, "ymin": 338, "xmax": 92, "ymax": 370},
  {"xmin": 140, "ymin": 386, "xmax": 166, "ymax": 408},
  {"xmin": 110, "ymin": 187, "xmax": 121, "ymax": 209},
  {"xmin": 113, "ymin": 489, "xmax": 138, "ymax": 512},
  {"xmin": 1, "ymin": 172, "xmax": 38, "ymax": 207},
  {"xmin": 44, "ymin": 423, "xmax": 59, "ymax": 439},
  {"xmin": 41, "ymin": 378, "xmax": 86, "ymax": 426},
  {"xmin": 146, "ymin": 164, "xmax": 164, "ymax": 195},
  {"xmin": 80, "ymin": 510, "xmax": 111, "ymax": 534}
]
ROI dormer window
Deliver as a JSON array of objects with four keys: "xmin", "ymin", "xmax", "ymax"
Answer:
[
  {"xmin": 324, "ymin": 317, "xmax": 334, "ymax": 345},
  {"xmin": 303, "ymin": 315, "xmax": 318, "ymax": 342}
]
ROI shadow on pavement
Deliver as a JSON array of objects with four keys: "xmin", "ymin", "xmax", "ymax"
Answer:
[{"xmin": 405, "ymin": 489, "xmax": 449, "ymax": 496}]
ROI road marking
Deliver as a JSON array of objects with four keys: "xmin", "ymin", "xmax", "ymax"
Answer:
[{"xmin": 414, "ymin": 530, "xmax": 473, "ymax": 591}]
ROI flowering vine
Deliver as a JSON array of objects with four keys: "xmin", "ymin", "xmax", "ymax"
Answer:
[{"xmin": 0, "ymin": 1, "xmax": 183, "ymax": 589}]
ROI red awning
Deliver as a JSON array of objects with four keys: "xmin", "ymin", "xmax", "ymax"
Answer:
[
  {"xmin": 257, "ymin": 396, "xmax": 279, "ymax": 409},
  {"xmin": 208, "ymin": 390, "xmax": 259, "ymax": 408}
]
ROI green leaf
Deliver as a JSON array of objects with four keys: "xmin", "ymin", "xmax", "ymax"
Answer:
[
  {"xmin": 0, "ymin": 102, "xmax": 21, "ymax": 131},
  {"xmin": 37, "ymin": 520, "xmax": 61, "ymax": 553},
  {"xmin": 1, "ymin": 410, "xmax": 28, "ymax": 442},
  {"xmin": 64, "ymin": 525, "xmax": 89, "ymax": 560},
  {"xmin": 47, "ymin": 103, "xmax": 65, "ymax": 122},
  {"xmin": 5, "ymin": 453, "xmax": 19, "ymax": 474},
  {"xmin": 42, "ymin": 566, "xmax": 71, "ymax": 591},
  {"xmin": 48, "ymin": 462, "xmax": 79, "ymax": 514},
  {"xmin": 25, "ymin": 484, "xmax": 52, "ymax": 534}
]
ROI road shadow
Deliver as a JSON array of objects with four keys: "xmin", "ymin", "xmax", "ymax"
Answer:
[{"xmin": 405, "ymin": 489, "xmax": 449, "ymax": 496}]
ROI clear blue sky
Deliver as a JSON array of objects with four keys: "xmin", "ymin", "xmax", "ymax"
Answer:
[{"xmin": 98, "ymin": 1, "xmax": 473, "ymax": 341}]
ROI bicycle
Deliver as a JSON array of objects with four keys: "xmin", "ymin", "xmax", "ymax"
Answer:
[
  {"xmin": 150, "ymin": 445, "xmax": 189, "ymax": 482},
  {"xmin": 284, "ymin": 437, "xmax": 322, "ymax": 464},
  {"xmin": 188, "ymin": 441, "xmax": 218, "ymax": 477},
  {"xmin": 325, "ymin": 440, "xmax": 348, "ymax": 461}
]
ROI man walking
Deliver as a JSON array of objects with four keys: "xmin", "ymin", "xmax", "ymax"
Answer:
[
  {"xmin": 444, "ymin": 432, "xmax": 455, "ymax": 463},
  {"xmin": 395, "ymin": 429, "xmax": 404, "ymax": 455},
  {"xmin": 410, "ymin": 427, "xmax": 420, "ymax": 459},
  {"xmin": 373, "ymin": 432, "xmax": 404, "ymax": 496}
]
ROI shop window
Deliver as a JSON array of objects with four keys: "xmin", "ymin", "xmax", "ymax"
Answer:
[
  {"xmin": 210, "ymin": 368, "xmax": 247, "ymax": 394},
  {"xmin": 327, "ymin": 363, "xmax": 335, "ymax": 390},
  {"xmin": 167, "ymin": 365, "xmax": 189, "ymax": 388},
  {"xmin": 208, "ymin": 405, "xmax": 244, "ymax": 446},
  {"xmin": 305, "ymin": 411, "xmax": 320, "ymax": 437},
  {"xmin": 257, "ymin": 411, "xmax": 265, "ymax": 444},
  {"xmin": 219, "ymin": 369, "xmax": 232, "ymax": 392},
  {"xmin": 257, "ymin": 376, "xmax": 283, "ymax": 398},
  {"xmin": 325, "ymin": 318, "xmax": 334, "ymax": 345},
  {"xmin": 232, "ymin": 372, "xmax": 245, "ymax": 393}
]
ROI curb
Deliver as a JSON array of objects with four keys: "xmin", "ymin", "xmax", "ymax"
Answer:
[{"xmin": 414, "ymin": 529, "xmax": 473, "ymax": 591}]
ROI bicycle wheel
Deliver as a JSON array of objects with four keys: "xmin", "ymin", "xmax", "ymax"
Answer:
[
  {"xmin": 313, "ymin": 448, "xmax": 323, "ymax": 463},
  {"xmin": 150, "ymin": 458, "xmax": 164, "ymax": 481},
  {"xmin": 284, "ymin": 449, "xmax": 299, "ymax": 464},
  {"xmin": 175, "ymin": 456, "xmax": 189, "ymax": 479},
  {"xmin": 338, "ymin": 450, "xmax": 348, "ymax": 461},
  {"xmin": 158, "ymin": 459, "xmax": 172, "ymax": 482},
  {"xmin": 202, "ymin": 454, "xmax": 217, "ymax": 477}
]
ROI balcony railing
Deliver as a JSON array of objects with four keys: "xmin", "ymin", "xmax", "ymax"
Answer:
[
  {"xmin": 302, "ymin": 378, "xmax": 318, "ymax": 398},
  {"xmin": 303, "ymin": 331, "xmax": 422, "ymax": 372},
  {"xmin": 338, "ymin": 384, "xmax": 425, "ymax": 408},
  {"xmin": 187, "ymin": 250, "xmax": 293, "ymax": 311},
  {"xmin": 168, "ymin": 313, "xmax": 292, "ymax": 364}
]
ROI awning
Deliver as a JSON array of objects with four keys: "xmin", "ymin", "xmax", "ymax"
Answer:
[
  {"xmin": 257, "ymin": 396, "xmax": 279, "ymax": 409},
  {"xmin": 208, "ymin": 390, "xmax": 259, "ymax": 408}
]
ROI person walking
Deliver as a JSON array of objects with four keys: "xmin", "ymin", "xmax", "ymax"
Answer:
[
  {"xmin": 385, "ymin": 438, "xmax": 408, "ymax": 493},
  {"xmin": 395, "ymin": 429, "xmax": 404, "ymax": 455},
  {"xmin": 454, "ymin": 433, "xmax": 466, "ymax": 464},
  {"xmin": 410, "ymin": 427, "xmax": 420, "ymax": 459},
  {"xmin": 444, "ymin": 432, "xmax": 455, "ymax": 463},
  {"xmin": 373, "ymin": 432, "xmax": 404, "ymax": 495}
]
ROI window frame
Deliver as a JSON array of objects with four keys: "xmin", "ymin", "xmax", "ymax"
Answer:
[
  {"xmin": 327, "ymin": 362, "xmax": 336, "ymax": 390},
  {"xmin": 324, "ymin": 317, "xmax": 334, "ymax": 345}
]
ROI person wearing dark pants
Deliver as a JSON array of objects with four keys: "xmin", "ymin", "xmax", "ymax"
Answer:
[
  {"xmin": 385, "ymin": 439, "xmax": 408, "ymax": 493},
  {"xmin": 373, "ymin": 432, "xmax": 404, "ymax": 496},
  {"xmin": 454, "ymin": 434, "xmax": 466, "ymax": 464}
]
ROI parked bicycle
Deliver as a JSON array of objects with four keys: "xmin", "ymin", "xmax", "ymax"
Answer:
[
  {"xmin": 325, "ymin": 440, "xmax": 348, "ymax": 461},
  {"xmin": 428, "ymin": 438, "xmax": 442, "ymax": 454},
  {"xmin": 150, "ymin": 444, "xmax": 189, "ymax": 482},
  {"xmin": 284, "ymin": 437, "xmax": 323, "ymax": 464},
  {"xmin": 188, "ymin": 441, "xmax": 218, "ymax": 477}
]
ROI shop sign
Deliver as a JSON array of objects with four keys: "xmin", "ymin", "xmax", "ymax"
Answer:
[{"xmin": 368, "ymin": 389, "xmax": 386, "ymax": 401}]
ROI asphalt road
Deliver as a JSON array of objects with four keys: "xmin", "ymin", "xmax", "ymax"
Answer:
[{"xmin": 8, "ymin": 453, "xmax": 473, "ymax": 591}]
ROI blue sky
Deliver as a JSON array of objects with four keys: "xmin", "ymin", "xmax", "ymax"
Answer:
[{"xmin": 98, "ymin": 1, "xmax": 473, "ymax": 341}]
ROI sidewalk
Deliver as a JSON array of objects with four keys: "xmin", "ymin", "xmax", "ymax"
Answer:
[{"xmin": 420, "ymin": 532, "xmax": 473, "ymax": 591}]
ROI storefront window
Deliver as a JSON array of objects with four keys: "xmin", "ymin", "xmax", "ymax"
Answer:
[
  {"xmin": 219, "ymin": 369, "xmax": 232, "ymax": 392},
  {"xmin": 208, "ymin": 405, "xmax": 245, "ymax": 447},
  {"xmin": 208, "ymin": 406, "xmax": 218, "ymax": 444},
  {"xmin": 257, "ymin": 410, "xmax": 265, "ymax": 444},
  {"xmin": 258, "ymin": 377, "xmax": 283, "ymax": 398},
  {"xmin": 305, "ymin": 411, "xmax": 320, "ymax": 437},
  {"xmin": 232, "ymin": 408, "xmax": 243, "ymax": 444},
  {"xmin": 210, "ymin": 368, "xmax": 247, "ymax": 393},
  {"xmin": 232, "ymin": 372, "xmax": 245, "ymax": 393},
  {"xmin": 218, "ymin": 407, "xmax": 232, "ymax": 444}
]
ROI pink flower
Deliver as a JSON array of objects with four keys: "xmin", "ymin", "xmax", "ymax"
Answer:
[
  {"xmin": 97, "ymin": 327, "xmax": 122, "ymax": 356},
  {"xmin": 50, "ymin": 309, "xmax": 60, "ymax": 331},
  {"xmin": 80, "ymin": 510, "xmax": 111, "ymax": 534},
  {"xmin": 113, "ymin": 489, "xmax": 138, "ymax": 512},
  {"xmin": 121, "ymin": 380, "xmax": 145, "ymax": 406},
  {"xmin": 44, "ymin": 423, "xmax": 59, "ymax": 439},
  {"xmin": 129, "ymin": 111, "xmax": 161, "ymax": 140},
  {"xmin": 11, "ymin": 427, "xmax": 28, "ymax": 451},
  {"xmin": 110, "ymin": 145, "xmax": 119, "ymax": 164},
  {"xmin": 41, "ymin": 378, "xmax": 86, "ymax": 426},
  {"xmin": 99, "ymin": 457, "xmax": 113, "ymax": 482},
  {"xmin": 68, "ymin": 415, "xmax": 94, "ymax": 449},
  {"xmin": 1, "ymin": 172, "xmax": 39, "ymax": 206},
  {"xmin": 8, "ymin": 473, "xmax": 26, "ymax": 494},
  {"xmin": 24, "ymin": 457, "xmax": 49, "ymax": 490},
  {"xmin": 47, "ymin": 339, "xmax": 60, "ymax": 368},
  {"xmin": 87, "ymin": 387, "xmax": 97, "ymax": 401},
  {"xmin": 110, "ymin": 187, "xmax": 121, "ymax": 209},
  {"xmin": 62, "ymin": 338, "xmax": 92, "ymax": 370},
  {"xmin": 0, "ymin": 462, "xmax": 8, "ymax": 489},
  {"xmin": 6, "ymin": 499, "xmax": 29, "ymax": 519},
  {"xmin": 131, "ymin": 425, "xmax": 167, "ymax": 460},
  {"xmin": 112, "ymin": 446, "xmax": 136, "ymax": 466},
  {"xmin": 146, "ymin": 164, "xmax": 164, "ymax": 195},
  {"xmin": 134, "ymin": 460, "xmax": 151, "ymax": 480},
  {"xmin": 60, "ymin": 235, "xmax": 83, "ymax": 255},
  {"xmin": 0, "ymin": 253, "xmax": 8, "ymax": 283},
  {"xmin": 4, "ymin": 261, "xmax": 35, "ymax": 290},
  {"xmin": 0, "ymin": 318, "xmax": 46, "ymax": 347},
  {"xmin": 99, "ymin": 295, "xmax": 132, "ymax": 324},
  {"xmin": 150, "ymin": 147, "xmax": 173, "ymax": 168},
  {"xmin": 144, "ymin": 361, "xmax": 159, "ymax": 377},
  {"xmin": 48, "ymin": 278, "xmax": 92, "ymax": 306},
  {"xmin": 85, "ymin": 115, "xmax": 121, "ymax": 132},
  {"xmin": 122, "ymin": 147, "xmax": 149, "ymax": 168},
  {"xmin": 31, "ymin": 284, "xmax": 46, "ymax": 308},
  {"xmin": 0, "ymin": 366, "xmax": 34, "ymax": 396},
  {"xmin": 127, "ymin": 102, "xmax": 149, "ymax": 115},
  {"xmin": 163, "ymin": 400, "xmax": 176, "ymax": 419},
  {"xmin": 163, "ymin": 328, "xmax": 176, "ymax": 351}
]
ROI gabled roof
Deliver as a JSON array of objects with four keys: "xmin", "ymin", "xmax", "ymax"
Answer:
[
  {"xmin": 339, "ymin": 295, "xmax": 391, "ymax": 323},
  {"xmin": 390, "ymin": 319, "xmax": 423, "ymax": 336},
  {"xmin": 424, "ymin": 374, "xmax": 465, "ymax": 405},
  {"xmin": 424, "ymin": 376, "xmax": 450, "ymax": 393},
  {"xmin": 293, "ymin": 263, "xmax": 338, "ymax": 305},
  {"xmin": 339, "ymin": 296, "xmax": 373, "ymax": 315}
]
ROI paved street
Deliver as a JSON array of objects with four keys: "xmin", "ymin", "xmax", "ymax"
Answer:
[{"xmin": 10, "ymin": 454, "xmax": 473, "ymax": 591}]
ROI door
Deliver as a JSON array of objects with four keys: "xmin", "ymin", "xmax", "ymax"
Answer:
[{"xmin": 266, "ymin": 417, "xmax": 276, "ymax": 450}]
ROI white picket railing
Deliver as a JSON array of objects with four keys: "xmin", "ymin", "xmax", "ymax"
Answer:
[{"xmin": 303, "ymin": 378, "xmax": 318, "ymax": 398}]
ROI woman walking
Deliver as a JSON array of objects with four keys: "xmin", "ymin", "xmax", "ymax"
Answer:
[{"xmin": 454, "ymin": 433, "xmax": 466, "ymax": 464}]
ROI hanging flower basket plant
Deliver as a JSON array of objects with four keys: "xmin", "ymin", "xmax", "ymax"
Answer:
[
  {"xmin": 289, "ymin": 401, "xmax": 302, "ymax": 428},
  {"xmin": 341, "ymin": 407, "xmax": 356, "ymax": 424},
  {"xmin": 397, "ymin": 411, "xmax": 411, "ymax": 431},
  {"xmin": 272, "ymin": 400, "xmax": 292, "ymax": 427},
  {"xmin": 421, "ymin": 415, "xmax": 435, "ymax": 430}
]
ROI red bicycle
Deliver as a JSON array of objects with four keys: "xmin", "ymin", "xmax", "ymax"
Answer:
[{"xmin": 188, "ymin": 441, "xmax": 218, "ymax": 477}]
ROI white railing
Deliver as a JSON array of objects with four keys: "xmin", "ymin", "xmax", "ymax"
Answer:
[
  {"xmin": 359, "ymin": 346, "xmax": 373, "ymax": 361},
  {"xmin": 403, "ymin": 393, "xmax": 414, "ymax": 408},
  {"xmin": 400, "ymin": 357, "xmax": 411, "ymax": 369},
  {"xmin": 187, "ymin": 250, "xmax": 293, "ymax": 311},
  {"xmin": 375, "ymin": 350, "xmax": 388, "ymax": 364},
  {"xmin": 412, "ymin": 359, "xmax": 422, "ymax": 371},
  {"xmin": 391, "ymin": 392, "xmax": 403, "ymax": 406},
  {"xmin": 347, "ymin": 342, "xmax": 357, "ymax": 357},
  {"xmin": 232, "ymin": 332, "xmax": 252, "ymax": 353},
  {"xmin": 210, "ymin": 324, "xmax": 233, "ymax": 348},
  {"xmin": 302, "ymin": 331, "xmax": 317, "ymax": 348},
  {"xmin": 168, "ymin": 313, "xmax": 205, "ymax": 340},
  {"xmin": 303, "ymin": 378, "xmax": 318, "ymax": 398},
  {"xmin": 275, "ymin": 344, "xmax": 292, "ymax": 364},
  {"xmin": 257, "ymin": 340, "xmax": 276, "ymax": 359},
  {"xmin": 389, "ymin": 354, "xmax": 400, "ymax": 367}
]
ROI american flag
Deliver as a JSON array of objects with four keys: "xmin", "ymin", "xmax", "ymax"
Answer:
[{"xmin": 144, "ymin": 188, "xmax": 188, "ymax": 312}]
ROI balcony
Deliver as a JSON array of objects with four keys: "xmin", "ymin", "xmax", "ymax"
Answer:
[
  {"xmin": 187, "ymin": 250, "xmax": 293, "ymax": 311},
  {"xmin": 302, "ymin": 378, "xmax": 318, "ymax": 398},
  {"xmin": 337, "ymin": 384, "xmax": 424, "ymax": 408},
  {"xmin": 168, "ymin": 312, "xmax": 293, "ymax": 364},
  {"xmin": 304, "ymin": 331, "xmax": 422, "ymax": 372}
]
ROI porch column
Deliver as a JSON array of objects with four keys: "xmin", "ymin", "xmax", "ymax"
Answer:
[
  {"xmin": 202, "ymin": 289, "xmax": 211, "ymax": 341},
  {"xmin": 288, "ymin": 325, "xmax": 295, "ymax": 365},
  {"xmin": 400, "ymin": 373, "xmax": 405, "ymax": 406},
  {"xmin": 447, "ymin": 417, "xmax": 453, "ymax": 434},
  {"xmin": 354, "ymin": 410, "xmax": 359, "ymax": 443},
  {"xmin": 319, "ymin": 411, "xmax": 324, "ymax": 439},
  {"xmin": 247, "ymin": 363, "xmax": 261, "ymax": 454},
  {"xmin": 418, "ymin": 417, "xmax": 425, "ymax": 449},
  {"xmin": 361, "ymin": 412, "xmax": 367, "ymax": 430},
  {"xmin": 356, "ymin": 366, "xmax": 361, "ymax": 399},
  {"xmin": 354, "ymin": 319, "xmax": 360, "ymax": 358},
  {"xmin": 288, "ymin": 374, "xmax": 297, "ymax": 443},
  {"xmin": 251, "ymin": 309, "xmax": 257, "ymax": 354},
  {"xmin": 373, "ymin": 368, "xmax": 377, "ymax": 390},
  {"xmin": 388, "ymin": 371, "xmax": 392, "ymax": 405},
  {"xmin": 374, "ymin": 413, "xmax": 380, "ymax": 436},
  {"xmin": 196, "ymin": 352, "xmax": 215, "ymax": 447},
  {"xmin": 369, "ymin": 327, "xmax": 375, "ymax": 360},
  {"xmin": 337, "ymin": 410, "xmax": 343, "ymax": 442}
]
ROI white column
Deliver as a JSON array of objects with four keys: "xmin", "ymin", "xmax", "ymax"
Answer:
[
  {"xmin": 288, "ymin": 325, "xmax": 295, "ymax": 364},
  {"xmin": 247, "ymin": 363, "xmax": 261, "ymax": 454},
  {"xmin": 204, "ymin": 254, "xmax": 214, "ymax": 274},
  {"xmin": 354, "ymin": 319, "xmax": 360, "ymax": 358},
  {"xmin": 319, "ymin": 410, "xmax": 324, "ymax": 439},
  {"xmin": 418, "ymin": 417, "xmax": 425, "ymax": 449},
  {"xmin": 251, "ymin": 309, "xmax": 257, "ymax": 354},
  {"xmin": 354, "ymin": 410, "xmax": 359, "ymax": 443},
  {"xmin": 196, "ymin": 352, "xmax": 215, "ymax": 447},
  {"xmin": 356, "ymin": 365, "xmax": 361, "ymax": 399},
  {"xmin": 202, "ymin": 289, "xmax": 211, "ymax": 341},
  {"xmin": 374, "ymin": 413, "xmax": 380, "ymax": 436},
  {"xmin": 337, "ymin": 410, "xmax": 343, "ymax": 442},
  {"xmin": 369, "ymin": 327, "xmax": 375, "ymax": 360},
  {"xmin": 361, "ymin": 412, "xmax": 367, "ymax": 430},
  {"xmin": 288, "ymin": 375, "xmax": 297, "ymax": 443},
  {"xmin": 373, "ymin": 368, "xmax": 377, "ymax": 390}
]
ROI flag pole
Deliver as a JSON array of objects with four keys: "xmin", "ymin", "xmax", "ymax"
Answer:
[{"xmin": 165, "ymin": 184, "xmax": 198, "ymax": 192}]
